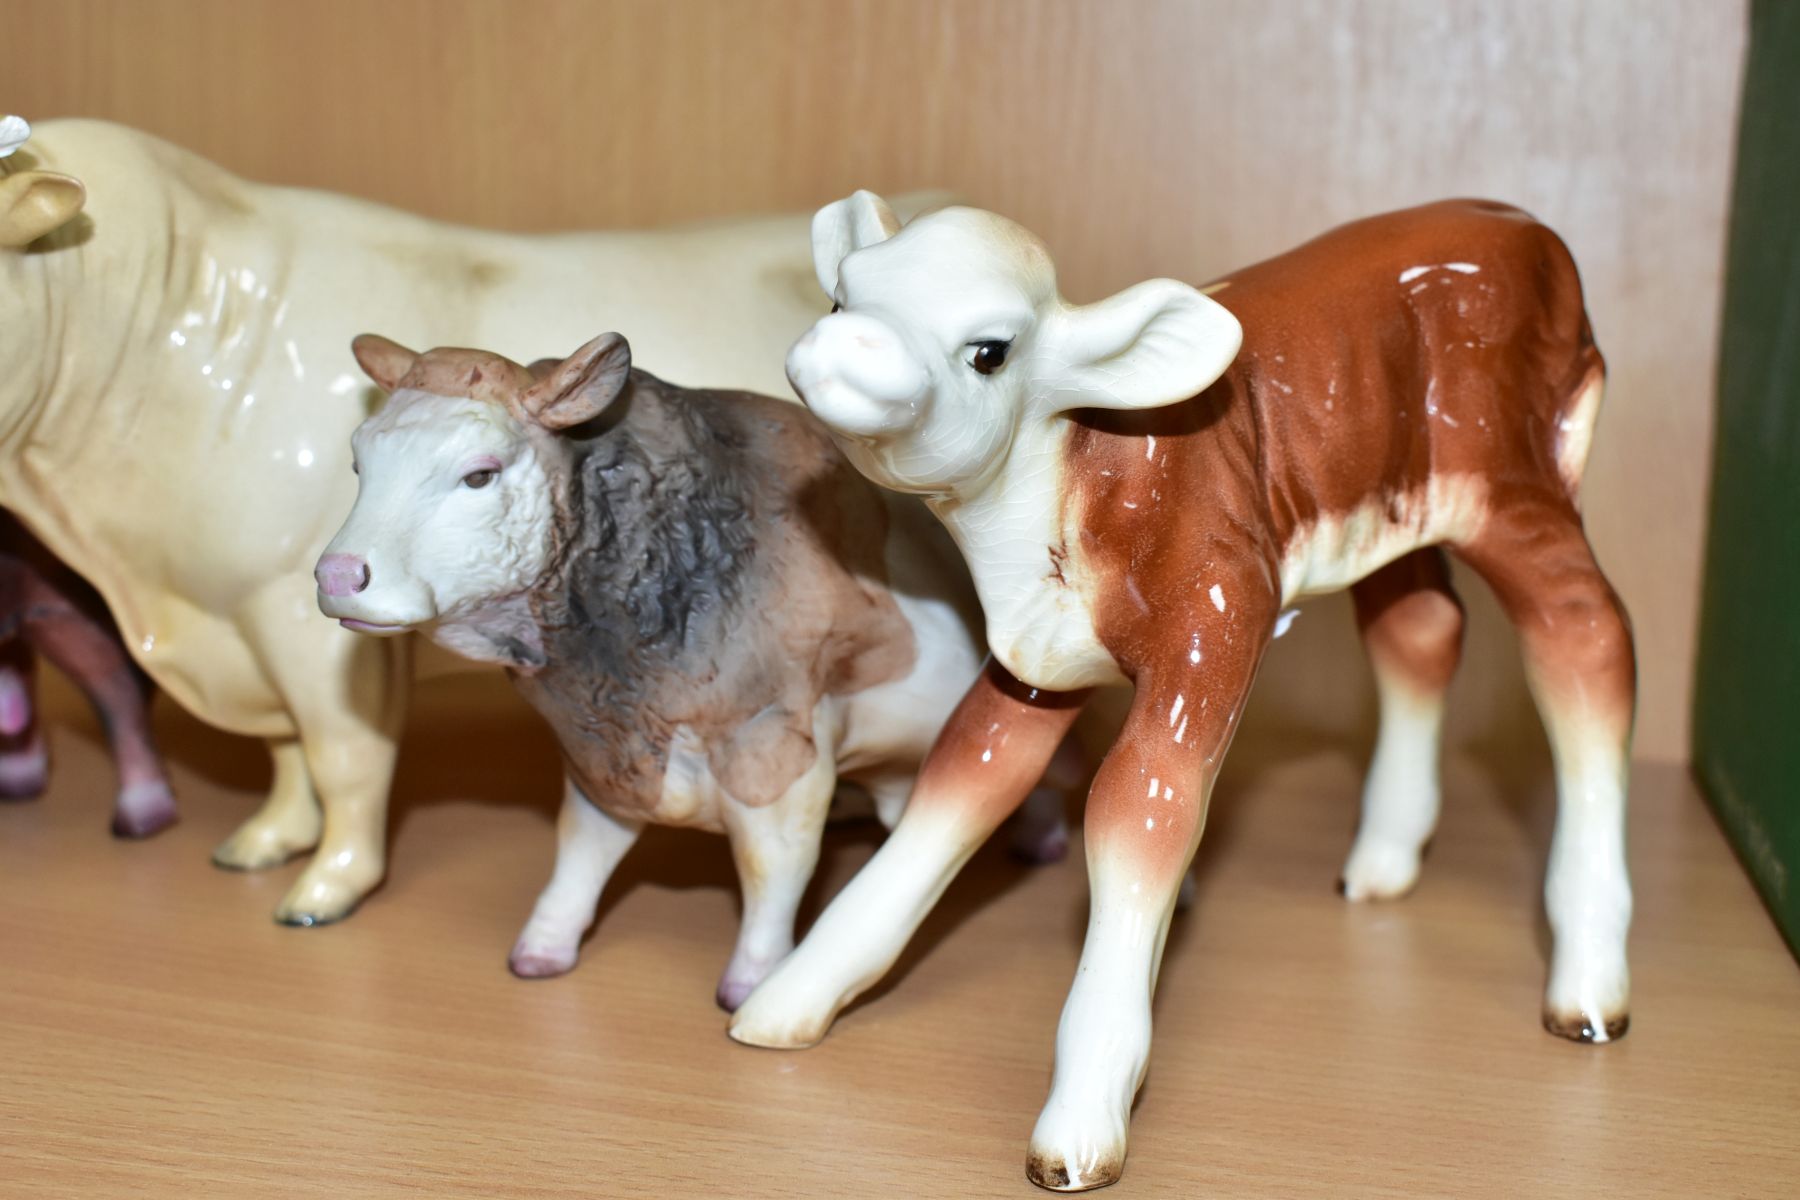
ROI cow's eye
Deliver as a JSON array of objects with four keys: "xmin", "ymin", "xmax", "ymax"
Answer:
[
  {"xmin": 968, "ymin": 339, "xmax": 1012, "ymax": 376},
  {"xmin": 462, "ymin": 468, "xmax": 498, "ymax": 489}
]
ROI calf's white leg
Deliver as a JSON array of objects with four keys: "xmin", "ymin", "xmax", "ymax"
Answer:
[
  {"xmin": 1341, "ymin": 550, "xmax": 1464, "ymax": 900},
  {"xmin": 510, "ymin": 778, "xmax": 642, "ymax": 978}
]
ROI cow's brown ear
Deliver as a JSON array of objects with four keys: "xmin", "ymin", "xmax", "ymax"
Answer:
[
  {"xmin": 351, "ymin": 334, "xmax": 421, "ymax": 392},
  {"xmin": 0, "ymin": 170, "xmax": 85, "ymax": 248},
  {"xmin": 523, "ymin": 333, "xmax": 631, "ymax": 431}
]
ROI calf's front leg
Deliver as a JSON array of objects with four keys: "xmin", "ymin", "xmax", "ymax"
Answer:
[
  {"xmin": 729, "ymin": 661, "xmax": 1088, "ymax": 1048},
  {"xmin": 1029, "ymin": 602, "xmax": 1270, "ymax": 1192},
  {"xmin": 510, "ymin": 778, "xmax": 642, "ymax": 978}
]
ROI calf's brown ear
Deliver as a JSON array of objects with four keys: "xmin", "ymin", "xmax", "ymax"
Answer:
[
  {"xmin": 0, "ymin": 170, "xmax": 85, "ymax": 248},
  {"xmin": 523, "ymin": 333, "xmax": 632, "ymax": 431},
  {"xmin": 351, "ymin": 334, "xmax": 422, "ymax": 392}
]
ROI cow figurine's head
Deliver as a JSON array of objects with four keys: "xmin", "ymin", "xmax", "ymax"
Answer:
[
  {"xmin": 785, "ymin": 191, "xmax": 1242, "ymax": 498},
  {"xmin": 315, "ymin": 333, "xmax": 631, "ymax": 668}
]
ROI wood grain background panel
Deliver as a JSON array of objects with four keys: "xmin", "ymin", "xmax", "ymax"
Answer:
[{"xmin": 4, "ymin": 0, "xmax": 1747, "ymax": 763}]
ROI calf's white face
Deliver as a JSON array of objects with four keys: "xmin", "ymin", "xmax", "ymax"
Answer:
[
  {"xmin": 786, "ymin": 192, "xmax": 1244, "ymax": 497},
  {"xmin": 321, "ymin": 391, "xmax": 554, "ymax": 633},
  {"xmin": 316, "ymin": 334, "xmax": 632, "ymax": 659}
]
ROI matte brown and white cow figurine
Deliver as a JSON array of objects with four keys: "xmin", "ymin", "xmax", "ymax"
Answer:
[
  {"xmin": 0, "ymin": 512, "xmax": 176, "ymax": 837},
  {"xmin": 732, "ymin": 193, "xmax": 1635, "ymax": 1190},
  {"xmin": 314, "ymin": 332, "xmax": 1070, "ymax": 1005}
]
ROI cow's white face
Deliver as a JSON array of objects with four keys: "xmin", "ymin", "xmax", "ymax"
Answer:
[
  {"xmin": 786, "ymin": 192, "xmax": 1243, "ymax": 499},
  {"xmin": 316, "ymin": 332, "xmax": 633, "ymax": 664},
  {"xmin": 318, "ymin": 391, "xmax": 557, "ymax": 634}
]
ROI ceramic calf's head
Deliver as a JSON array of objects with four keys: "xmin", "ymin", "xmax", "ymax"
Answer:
[
  {"xmin": 786, "ymin": 191, "xmax": 1243, "ymax": 497},
  {"xmin": 316, "ymin": 333, "xmax": 631, "ymax": 658}
]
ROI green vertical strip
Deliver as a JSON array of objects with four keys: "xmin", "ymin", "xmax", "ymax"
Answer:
[{"xmin": 1694, "ymin": 0, "xmax": 1800, "ymax": 959}]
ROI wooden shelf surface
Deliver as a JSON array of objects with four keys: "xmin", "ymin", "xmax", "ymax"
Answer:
[{"xmin": 2, "ymin": 683, "xmax": 1796, "ymax": 1198}]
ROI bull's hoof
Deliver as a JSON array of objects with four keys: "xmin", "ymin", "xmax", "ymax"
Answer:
[{"xmin": 1544, "ymin": 1009, "xmax": 1629, "ymax": 1043}]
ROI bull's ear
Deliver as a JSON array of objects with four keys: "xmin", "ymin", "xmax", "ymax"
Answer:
[
  {"xmin": 1046, "ymin": 279, "xmax": 1242, "ymax": 412},
  {"xmin": 811, "ymin": 190, "xmax": 900, "ymax": 298},
  {"xmin": 351, "ymin": 334, "xmax": 421, "ymax": 392},
  {"xmin": 0, "ymin": 170, "xmax": 85, "ymax": 248},
  {"xmin": 523, "ymin": 333, "xmax": 631, "ymax": 431}
]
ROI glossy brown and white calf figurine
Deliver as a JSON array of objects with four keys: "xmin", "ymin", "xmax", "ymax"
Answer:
[
  {"xmin": 734, "ymin": 192, "xmax": 1634, "ymax": 1189},
  {"xmin": 315, "ymin": 333, "xmax": 1066, "ymax": 1005},
  {"xmin": 0, "ymin": 513, "xmax": 177, "ymax": 836}
]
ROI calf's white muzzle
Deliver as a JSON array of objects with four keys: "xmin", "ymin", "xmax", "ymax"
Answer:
[{"xmin": 787, "ymin": 311, "xmax": 930, "ymax": 440}]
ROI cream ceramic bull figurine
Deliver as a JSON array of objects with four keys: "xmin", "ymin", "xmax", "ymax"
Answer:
[
  {"xmin": 315, "ymin": 332, "xmax": 1069, "ymax": 1004},
  {"xmin": 0, "ymin": 115, "xmax": 843, "ymax": 924},
  {"xmin": 734, "ymin": 193, "xmax": 1635, "ymax": 1190}
]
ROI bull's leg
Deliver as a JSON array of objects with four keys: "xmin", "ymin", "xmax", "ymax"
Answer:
[
  {"xmin": 729, "ymin": 661, "xmax": 1088, "ymax": 1049},
  {"xmin": 235, "ymin": 591, "xmax": 407, "ymax": 925},
  {"xmin": 0, "ymin": 637, "xmax": 47, "ymax": 800},
  {"xmin": 24, "ymin": 603, "xmax": 178, "ymax": 838},
  {"xmin": 1454, "ymin": 500, "xmax": 1634, "ymax": 1042},
  {"xmin": 212, "ymin": 738, "xmax": 322, "ymax": 869},
  {"xmin": 716, "ymin": 720, "xmax": 837, "ymax": 1011},
  {"xmin": 509, "ymin": 777, "xmax": 642, "ymax": 978},
  {"xmin": 1340, "ymin": 548, "xmax": 1464, "ymax": 899},
  {"xmin": 1027, "ymin": 615, "xmax": 1268, "ymax": 1193}
]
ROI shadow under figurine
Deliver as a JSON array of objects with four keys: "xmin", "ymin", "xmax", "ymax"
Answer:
[
  {"xmin": 0, "ymin": 512, "xmax": 176, "ymax": 837},
  {"xmin": 732, "ymin": 192, "xmax": 1635, "ymax": 1191},
  {"xmin": 315, "ymin": 331, "xmax": 1071, "ymax": 1009}
]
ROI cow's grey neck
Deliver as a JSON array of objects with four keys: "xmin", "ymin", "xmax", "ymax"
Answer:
[{"xmin": 528, "ymin": 374, "xmax": 758, "ymax": 716}]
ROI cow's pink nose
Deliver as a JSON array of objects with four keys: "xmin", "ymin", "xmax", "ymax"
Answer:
[{"xmin": 315, "ymin": 554, "xmax": 371, "ymax": 597}]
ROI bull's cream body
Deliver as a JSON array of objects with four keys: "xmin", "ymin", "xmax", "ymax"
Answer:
[{"xmin": 0, "ymin": 119, "xmax": 832, "ymax": 923}]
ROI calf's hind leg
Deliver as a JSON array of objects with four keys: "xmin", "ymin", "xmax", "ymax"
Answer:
[
  {"xmin": 1455, "ymin": 501, "xmax": 1635, "ymax": 1042},
  {"xmin": 1341, "ymin": 548, "xmax": 1464, "ymax": 900}
]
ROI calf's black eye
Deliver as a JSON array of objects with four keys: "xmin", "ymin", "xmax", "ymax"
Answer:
[
  {"xmin": 969, "ymin": 339, "xmax": 1011, "ymax": 376},
  {"xmin": 462, "ymin": 468, "xmax": 498, "ymax": 489}
]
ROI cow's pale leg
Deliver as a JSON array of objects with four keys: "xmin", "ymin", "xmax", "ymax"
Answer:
[
  {"xmin": 729, "ymin": 662, "xmax": 1087, "ymax": 1049},
  {"xmin": 1026, "ymin": 656, "xmax": 1254, "ymax": 1194},
  {"xmin": 1457, "ymin": 501, "xmax": 1634, "ymax": 1041},
  {"xmin": 510, "ymin": 778, "xmax": 641, "ymax": 978},
  {"xmin": 716, "ymin": 733, "xmax": 835, "ymax": 1011},
  {"xmin": 1341, "ymin": 549, "xmax": 1464, "ymax": 900},
  {"xmin": 212, "ymin": 738, "xmax": 321, "ymax": 869},
  {"xmin": 0, "ymin": 644, "xmax": 48, "ymax": 799}
]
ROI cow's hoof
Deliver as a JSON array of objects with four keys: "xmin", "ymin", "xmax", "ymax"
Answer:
[
  {"xmin": 111, "ymin": 782, "xmax": 178, "ymax": 839},
  {"xmin": 509, "ymin": 945, "xmax": 577, "ymax": 979},
  {"xmin": 0, "ymin": 740, "xmax": 49, "ymax": 800},
  {"xmin": 727, "ymin": 982, "xmax": 832, "ymax": 1049},
  {"xmin": 1338, "ymin": 837, "xmax": 1422, "ymax": 901},
  {"xmin": 1544, "ymin": 1008, "xmax": 1629, "ymax": 1044}
]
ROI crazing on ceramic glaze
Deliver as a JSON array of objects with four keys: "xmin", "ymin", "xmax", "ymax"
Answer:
[
  {"xmin": 318, "ymin": 333, "xmax": 1064, "ymax": 1005},
  {"xmin": 741, "ymin": 192, "xmax": 1636, "ymax": 1191},
  {"xmin": 0, "ymin": 117, "xmax": 841, "ymax": 925}
]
